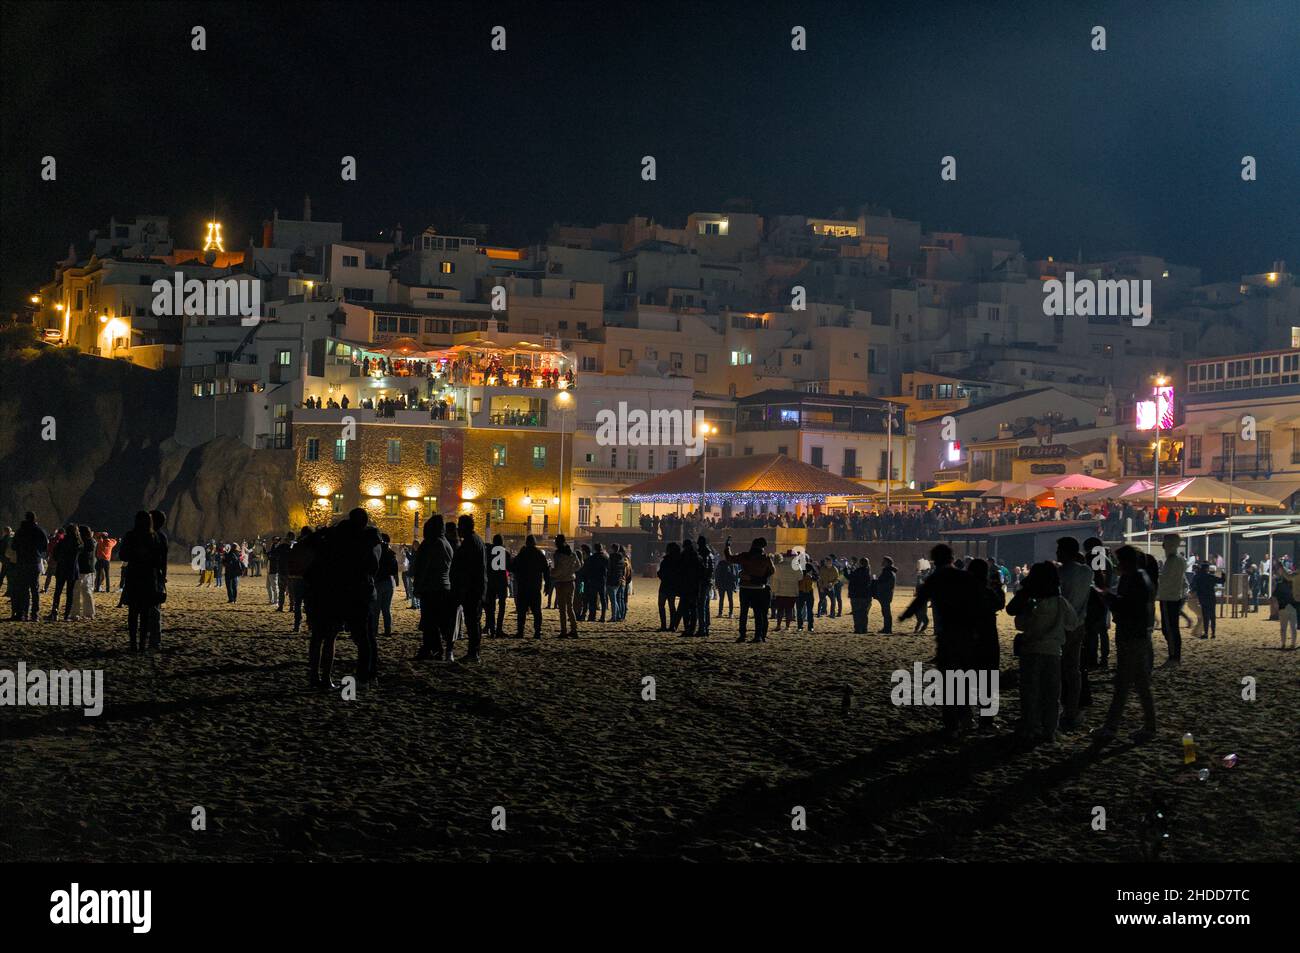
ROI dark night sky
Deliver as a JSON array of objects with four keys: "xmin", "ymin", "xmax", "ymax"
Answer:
[{"xmin": 2, "ymin": 0, "xmax": 1297, "ymax": 310}]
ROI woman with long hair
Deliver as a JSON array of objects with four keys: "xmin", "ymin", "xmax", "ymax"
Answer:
[
  {"xmin": 1007, "ymin": 561, "xmax": 1077, "ymax": 744},
  {"xmin": 72, "ymin": 525, "xmax": 96, "ymax": 620}
]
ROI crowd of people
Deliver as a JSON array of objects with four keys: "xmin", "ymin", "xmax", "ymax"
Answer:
[
  {"xmin": 898, "ymin": 532, "xmax": 1300, "ymax": 745},
  {"xmin": 5, "ymin": 508, "xmax": 1299, "ymax": 743},
  {"xmin": 640, "ymin": 498, "xmax": 1282, "ymax": 545}
]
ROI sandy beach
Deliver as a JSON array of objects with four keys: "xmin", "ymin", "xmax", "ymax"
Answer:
[{"xmin": 2, "ymin": 566, "xmax": 1296, "ymax": 862}]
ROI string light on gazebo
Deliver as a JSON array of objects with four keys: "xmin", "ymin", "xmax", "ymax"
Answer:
[{"xmin": 627, "ymin": 491, "xmax": 833, "ymax": 507}]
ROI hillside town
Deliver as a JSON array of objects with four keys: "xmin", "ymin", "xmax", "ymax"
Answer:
[{"xmin": 10, "ymin": 200, "xmax": 1299, "ymax": 548}]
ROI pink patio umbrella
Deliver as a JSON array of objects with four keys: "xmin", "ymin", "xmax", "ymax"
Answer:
[{"xmin": 1036, "ymin": 473, "xmax": 1117, "ymax": 491}]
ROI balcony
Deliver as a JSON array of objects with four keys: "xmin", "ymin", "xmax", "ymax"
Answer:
[
  {"xmin": 1211, "ymin": 453, "xmax": 1273, "ymax": 478},
  {"xmin": 572, "ymin": 467, "xmax": 650, "ymax": 485},
  {"xmin": 737, "ymin": 417, "xmax": 888, "ymax": 434},
  {"xmin": 841, "ymin": 465, "xmax": 863, "ymax": 478},
  {"xmin": 876, "ymin": 467, "xmax": 900, "ymax": 480},
  {"xmin": 292, "ymin": 406, "xmax": 466, "ymax": 426}
]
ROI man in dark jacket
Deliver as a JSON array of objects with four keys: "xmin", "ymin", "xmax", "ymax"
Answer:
[
  {"xmin": 413, "ymin": 516, "xmax": 455, "ymax": 660},
  {"xmin": 677, "ymin": 541, "xmax": 703, "ymax": 636},
  {"xmin": 582, "ymin": 543, "xmax": 609, "ymax": 622},
  {"xmin": 657, "ymin": 543, "xmax": 682, "ymax": 631},
  {"xmin": 271, "ymin": 534, "xmax": 295, "ymax": 611},
  {"xmin": 605, "ymin": 545, "xmax": 628, "ymax": 622},
  {"xmin": 510, "ymin": 535, "xmax": 551, "ymax": 639},
  {"xmin": 452, "ymin": 514, "xmax": 487, "ymax": 661},
  {"xmin": 723, "ymin": 538, "xmax": 775, "ymax": 643},
  {"xmin": 875, "ymin": 557, "xmax": 897, "ymax": 633},
  {"xmin": 48, "ymin": 523, "xmax": 82, "ymax": 621},
  {"xmin": 900, "ymin": 544, "xmax": 983, "ymax": 736},
  {"xmin": 846, "ymin": 557, "xmax": 875, "ymax": 634},
  {"xmin": 695, "ymin": 537, "xmax": 716, "ymax": 637},
  {"xmin": 1095, "ymin": 545, "xmax": 1157, "ymax": 743},
  {"xmin": 11, "ymin": 512, "xmax": 49, "ymax": 621},
  {"xmin": 328, "ymin": 509, "xmax": 381, "ymax": 683}
]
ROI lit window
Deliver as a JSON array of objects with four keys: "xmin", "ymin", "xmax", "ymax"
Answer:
[
  {"xmin": 385, "ymin": 494, "xmax": 399, "ymax": 516},
  {"xmin": 441, "ymin": 261, "xmax": 455, "ymax": 275},
  {"xmin": 492, "ymin": 445, "xmax": 507, "ymax": 467},
  {"xmin": 387, "ymin": 438, "xmax": 401, "ymax": 464},
  {"xmin": 532, "ymin": 445, "xmax": 547, "ymax": 469},
  {"xmin": 334, "ymin": 439, "xmax": 347, "ymax": 462}
]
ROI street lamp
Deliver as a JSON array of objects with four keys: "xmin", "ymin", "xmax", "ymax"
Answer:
[
  {"xmin": 555, "ymin": 389, "xmax": 573, "ymax": 535},
  {"xmin": 699, "ymin": 422, "xmax": 717, "ymax": 523},
  {"xmin": 1150, "ymin": 374, "xmax": 1169, "ymax": 551}
]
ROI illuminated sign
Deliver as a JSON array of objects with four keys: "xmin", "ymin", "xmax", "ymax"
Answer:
[
  {"xmin": 203, "ymin": 221, "xmax": 225, "ymax": 252},
  {"xmin": 946, "ymin": 440, "xmax": 962, "ymax": 462},
  {"xmin": 1136, "ymin": 385, "xmax": 1175, "ymax": 431}
]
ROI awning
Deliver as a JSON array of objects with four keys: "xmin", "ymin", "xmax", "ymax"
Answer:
[{"xmin": 1249, "ymin": 478, "xmax": 1300, "ymax": 504}]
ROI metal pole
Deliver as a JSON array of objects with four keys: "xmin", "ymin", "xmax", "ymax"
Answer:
[
  {"xmin": 701, "ymin": 435, "xmax": 708, "ymax": 522},
  {"xmin": 558, "ymin": 406, "xmax": 566, "ymax": 536},
  {"xmin": 885, "ymin": 402, "xmax": 893, "ymax": 511},
  {"xmin": 1150, "ymin": 415, "xmax": 1159, "ymax": 553}
]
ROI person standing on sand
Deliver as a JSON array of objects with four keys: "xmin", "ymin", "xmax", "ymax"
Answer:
[
  {"xmin": 370, "ymin": 533, "xmax": 398, "ymax": 639},
  {"xmin": 695, "ymin": 537, "xmax": 715, "ymax": 638},
  {"xmin": 850, "ymin": 557, "xmax": 875, "ymax": 633},
  {"xmin": 900, "ymin": 544, "xmax": 982, "ymax": 740},
  {"xmin": 265, "ymin": 535, "xmax": 282, "ymax": 606},
  {"xmin": 213, "ymin": 542, "xmax": 225, "ymax": 591},
  {"xmin": 10, "ymin": 513, "xmax": 48, "ymax": 622},
  {"xmin": 605, "ymin": 544, "xmax": 628, "ymax": 623},
  {"xmin": 145, "ymin": 510, "xmax": 169, "ymax": 649},
  {"xmin": 966, "ymin": 558, "xmax": 1004, "ymax": 731},
  {"xmin": 510, "ymin": 535, "xmax": 550, "ymax": 639},
  {"xmin": 72, "ymin": 525, "xmax": 96, "ymax": 621},
  {"xmin": 304, "ymin": 526, "xmax": 339, "ymax": 688},
  {"xmin": 42, "ymin": 530, "xmax": 60, "ymax": 594},
  {"xmin": 1083, "ymin": 536, "xmax": 1112, "ymax": 670},
  {"xmin": 93, "ymin": 531, "xmax": 116, "ymax": 592},
  {"xmin": 325, "ymin": 509, "xmax": 380, "ymax": 685},
  {"xmin": 284, "ymin": 527, "xmax": 314, "ymax": 633},
  {"xmin": 875, "ymin": 557, "xmax": 897, "ymax": 634},
  {"xmin": 222, "ymin": 544, "xmax": 242, "ymax": 602},
  {"xmin": 582, "ymin": 542, "xmax": 609, "ymax": 622},
  {"xmin": 551, "ymin": 540, "xmax": 580, "ymax": 638},
  {"xmin": 1156, "ymin": 534, "xmax": 1187, "ymax": 667},
  {"xmin": 1093, "ymin": 545, "xmax": 1157, "ymax": 743},
  {"xmin": 1056, "ymin": 537, "xmax": 1093, "ymax": 730},
  {"xmin": 715, "ymin": 547, "xmax": 737, "ymax": 618},
  {"xmin": 484, "ymin": 534, "xmax": 509, "ymax": 636},
  {"xmin": 657, "ymin": 542, "xmax": 682, "ymax": 632},
  {"xmin": 1273, "ymin": 566, "xmax": 1298, "ymax": 649},
  {"xmin": 451, "ymin": 514, "xmax": 487, "ymax": 662},
  {"xmin": 723, "ymin": 537, "xmax": 775, "ymax": 643},
  {"xmin": 1007, "ymin": 562, "xmax": 1077, "ymax": 746},
  {"xmin": 676, "ymin": 538, "xmax": 704, "ymax": 636},
  {"xmin": 47, "ymin": 524, "xmax": 81, "ymax": 621},
  {"xmin": 120, "ymin": 511, "xmax": 162, "ymax": 652},
  {"xmin": 413, "ymin": 516, "xmax": 455, "ymax": 661},
  {"xmin": 272, "ymin": 533, "xmax": 295, "ymax": 612},
  {"xmin": 1191, "ymin": 562, "xmax": 1218, "ymax": 640}
]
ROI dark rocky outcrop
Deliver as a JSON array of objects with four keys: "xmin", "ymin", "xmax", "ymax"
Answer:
[{"xmin": 0, "ymin": 352, "xmax": 302, "ymax": 546}]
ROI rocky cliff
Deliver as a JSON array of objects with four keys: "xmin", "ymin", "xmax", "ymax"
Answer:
[{"xmin": 0, "ymin": 351, "xmax": 303, "ymax": 545}]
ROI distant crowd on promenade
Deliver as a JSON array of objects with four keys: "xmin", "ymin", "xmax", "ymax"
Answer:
[{"xmin": 642, "ymin": 497, "xmax": 1286, "ymax": 544}]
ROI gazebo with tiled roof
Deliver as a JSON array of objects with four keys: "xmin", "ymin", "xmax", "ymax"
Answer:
[{"xmin": 620, "ymin": 453, "xmax": 873, "ymax": 508}]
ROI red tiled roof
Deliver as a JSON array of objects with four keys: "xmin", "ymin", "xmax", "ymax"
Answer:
[{"xmin": 620, "ymin": 454, "xmax": 872, "ymax": 499}]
